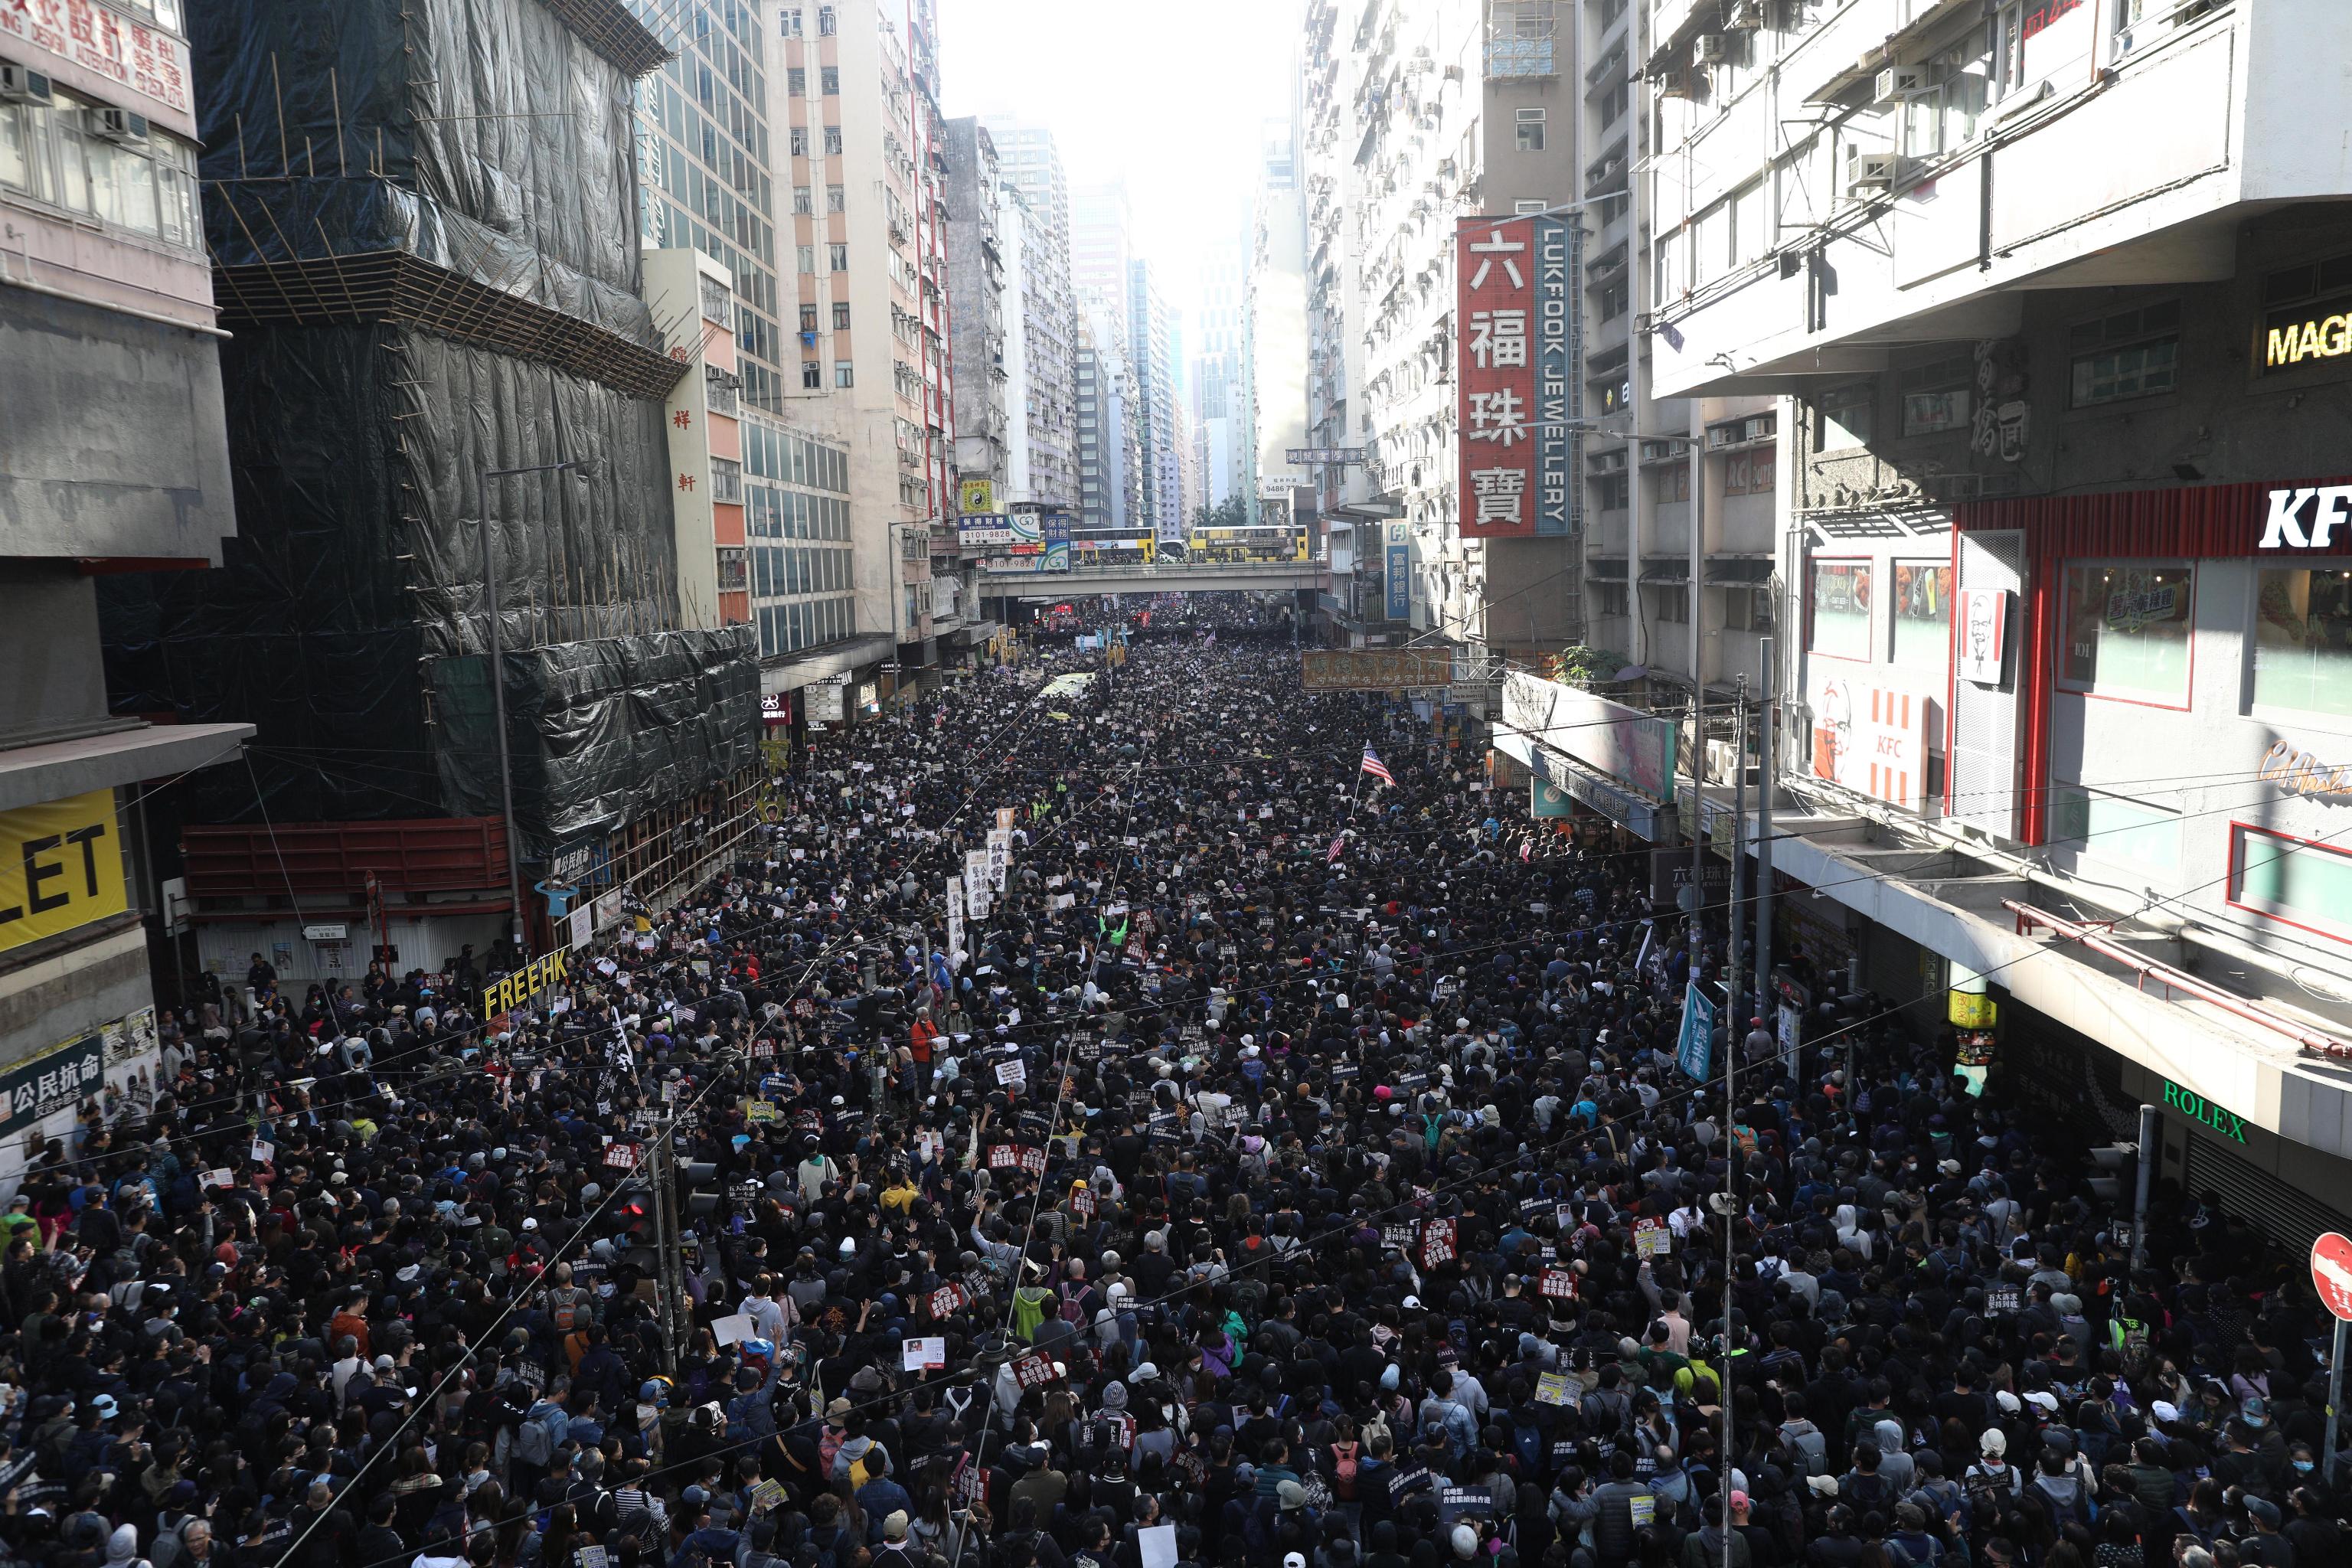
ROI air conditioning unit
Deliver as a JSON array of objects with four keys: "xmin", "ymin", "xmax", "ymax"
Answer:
[
  {"xmin": 1697, "ymin": 32, "xmax": 1731, "ymax": 64},
  {"xmin": 1873, "ymin": 66, "xmax": 1931, "ymax": 103},
  {"xmin": 1845, "ymin": 149, "xmax": 1897, "ymax": 193},
  {"xmin": 0, "ymin": 62, "xmax": 53, "ymax": 105},
  {"xmin": 90, "ymin": 106, "xmax": 148, "ymax": 144}
]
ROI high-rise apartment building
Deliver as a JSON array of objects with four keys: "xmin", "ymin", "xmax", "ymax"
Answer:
[
  {"xmin": 1071, "ymin": 181, "xmax": 1135, "ymax": 350},
  {"xmin": 1193, "ymin": 234, "xmax": 1250, "ymax": 513},
  {"xmin": 630, "ymin": 0, "xmax": 789, "ymax": 416},
  {"xmin": 941, "ymin": 118, "xmax": 1008, "ymax": 499},
  {"xmin": 770, "ymin": 0, "xmax": 947, "ymax": 667},
  {"xmin": 1075, "ymin": 309, "xmax": 1145, "ymax": 536},
  {"xmin": 982, "ymin": 117, "xmax": 1079, "ymax": 510},
  {"xmin": 1246, "ymin": 113, "xmax": 1308, "ymax": 532},
  {"xmin": 1126, "ymin": 259, "xmax": 1183, "ymax": 543},
  {"xmin": 0, "ymin": 0, "xmax": 253, "ymax": 1112}
]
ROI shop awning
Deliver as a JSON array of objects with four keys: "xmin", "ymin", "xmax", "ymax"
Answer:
[{"xmin": 0, "ymin": 721, "xmax": 253, "ymax": 814}]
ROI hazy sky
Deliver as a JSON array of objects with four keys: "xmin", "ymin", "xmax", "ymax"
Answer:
[{"xmin": 936, "ymin": 0, "xmax": 1301, "ymax": 331}]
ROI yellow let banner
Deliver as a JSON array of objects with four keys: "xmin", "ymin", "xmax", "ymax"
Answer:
[{"xmin": 0, "ymin": 789, "xmax": 126, "ymax": 956}]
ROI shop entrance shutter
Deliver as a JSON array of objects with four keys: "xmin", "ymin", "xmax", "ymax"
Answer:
[{"xmin": 2179, "ymin": 1129, "xmax": 2352, "ymax": 1261}]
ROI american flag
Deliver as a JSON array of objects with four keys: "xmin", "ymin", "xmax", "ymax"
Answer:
[
  {"xmin": 1360, "ymin": 746, "xmax": 1394, "ymax": 786},
  {"xmin": 1328, "ymin": 833, "xmax": 1345, "ymax": 864}
]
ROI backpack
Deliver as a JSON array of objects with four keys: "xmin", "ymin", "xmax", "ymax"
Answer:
[
  {"xmin": 1510, "ymin": 1415, "xmax": 1547, "ymax": 1483},
  {"xmin": 1329, "ymin": 1439, "xmax": 1361, "ymax": 1501},
  {"xmin": 547, "ymin": 1288, "xmax": 588, "ymax": 1335},
  {"xmin": 515, "ymin": 1408, "xmax": 559, "ymax": 1468}
]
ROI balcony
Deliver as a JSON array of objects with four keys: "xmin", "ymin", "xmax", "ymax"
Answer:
[{"xmin": 1651, "ymin": 1, "xmax": 2303, "ymax": 398}]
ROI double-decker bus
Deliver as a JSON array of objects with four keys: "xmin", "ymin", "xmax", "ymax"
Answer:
[
  {"xmin": 1190, "ymin": 524, "xmax": 1308, "ymax": 564},
  {"xmin": 1070, "ymin": 535, "xmax": 1156, "ymax": 568}
]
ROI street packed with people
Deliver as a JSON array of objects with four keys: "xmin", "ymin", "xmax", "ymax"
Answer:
[{"xmin": 9, "ymin": 603, "xmax": 2349, "ymax": 1568}]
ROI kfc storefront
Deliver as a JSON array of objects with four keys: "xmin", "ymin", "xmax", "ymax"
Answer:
[{"xmin": 1953, "ymin": 476, "xmax": 2352, "ymax": 958}]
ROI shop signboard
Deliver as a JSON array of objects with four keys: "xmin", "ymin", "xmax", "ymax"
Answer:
[
  {"xmin": 1384, "ymin": 523, "xmax": 1412, "ymax": 619},
  {"xmin": 0, "ymin": 788, "xmax": 127, "ymax": 958},
  {"xmin": 0, "ymin": 1032, "xmax": 105, "ymax": 1143},
  {"xmin": 806, "ymin": 679, "xmax": 845, "ymax": 724},
  {"xmin": 1, "ymin": 1, "xmax": 194, "ymax": 121},
  {"xmin": 1956, "ymin": 588, "xmax": 2010, "ymax": 685},
  {"xmin": 1300, "ymin": 648, "xmax": 1456, "ymax": 691},
  {"xmin": 1500, "ymin": 671, "xmax": 1677, "ymax": 801},
  {"xmin": 1532, "ymin": 779, "xmax": 1574, "ymax": 818},
  {"xmin": 1457, "ymin": 214, "xmax": 1581, "ymax": 538}
]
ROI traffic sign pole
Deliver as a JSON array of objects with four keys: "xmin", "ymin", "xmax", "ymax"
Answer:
[
  {"xmin": 2310, "ymin": 1231, "xmax": 2352, "ymax": 1482},
  {"xmin": 2330, "ymin": 1318, "xmax": 2347, "ymax": 1487}
]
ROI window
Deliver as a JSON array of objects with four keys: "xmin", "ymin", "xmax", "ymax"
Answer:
[
  {"xmin": 821, "ymin": 67, "xmax": 840, "ymax": 94},
  {"xmin": 818, "ymin": 4, "xmax": 836, "ymax": 34},
  {"xmin": 1899, "ymin": 354, "xmax": 1972, "ymax": 436},
  {"xmin": 780, "ymin": 7, "xmax": 801, "ymax": 37},
  {"xmin": 1725, "ymin": 449, "xmax": 1776, "ymax": 496},
  {"xmin": 787, "ymin": 67, "xmax": 805, "ymax": 96},
  {"xmin": 1724, "ymin": 586, "xmax": 1773, "ymax": 633},
  {"xmin": 796, "ymin": 245, "xmax": 815, "ymax": 273},
  {"xmin": 2060, "ymin": 563, "xmax": 2194, "ymax": 704},
  {"xmin": 835, "ymin": 360, "xmax": 854, "ymax": 388},
  {"xmin": 710, "ymin": 458, "xmax": 743, "ymax": 504},
  {"xmin": 792, "ymin": 185, "xmax": 812, "ymax": 214},
  {"xmin": 2253, "ymin": 567, "xmax": 2352, "ymax": 720},
  {"xmin": 824, "ymin": 126, "xmax": 843, "ymax": 155},
  {"xmin": 2054, "ymin": 785, "xmax": 2180, "ymax": 874},
  {"xmin": 2070, "ymin": 301, "xmax": 2180, "ymax": 406},
  {"xmin": 1515, "ymin": 108, "xmax": 1544, "ymax": 152},
  {"xmin": 1818, "ymin": 384, "xmax": 1873, "ymax": 451},
  {"xmin": 829, "ymin": 243, "xmax": 848, "ymax": 271},
  {"xmin": 1809, "ymin": 560, "xmax": 1873, "ymax": 661},
  {"xmin": 1592, "ymin": 472, "xmax": 1628, "ymax": 511},
  {"xmin": 833, "ymin": 302, "xmax": 851, "ymax": 330},
  {"xmin": 1592, "ymin": 582, "xmax": 1630, "ymax": 619},
  {"xmin": 2232, "ymin": 825, "xmax": 2352, "ymax": 939},
  {"xmin": 0, "ymin": 97, "xmax": 199, "ymax": 250},
  {"xmin": 1654, "ymin": 583, "xmax": 1690, "ymax": 624},
  {"xmin": 799, "ymin": 304, "xmax": 818, "ymax": 334},
  {"xmin": 1886, "ymin": 560, "xmax": 1953, "ymax": 666},
  {"xmin": 803, "ymin": 361, "xmax": 823, "ymax": 389},
  {"xmin": 790, "ymin": 127, "xmax": 808, "ymax": 158}
]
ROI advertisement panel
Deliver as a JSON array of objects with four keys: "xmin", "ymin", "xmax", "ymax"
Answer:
[
  {"xmin": 1299, "ymin": 648, "xmax": 1456, "ymax": 692},
  {"xmin": 959, "ymin": 479, "xmax": 996, "ymax": 514},
  {"xmin": 0, "ymin": 789, "xmax": 127, "ymax": 957},
  {"xmin": 1500, "ymin": 671, "xmax": 1677, "ymax": 802},
  {"xmin": 1458, "ymin": 216, "xmax": 1579, "ymax": 539},
  {"xmin": 1807, "ymin": 673, "xmax": 1932, "ymax": 811},
  {"xmin": 1384, "ymin": 522, "xmax": 1412, "ymax": 619},
  {"xmin": 976, "ymin": 512, "xmax": 1071, "ymax": 574}
]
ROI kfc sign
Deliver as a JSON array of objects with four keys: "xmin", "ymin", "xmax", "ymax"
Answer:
[{"xmin": 2259, "ymin": 486, "xmax": 2352, "ymax": 550}]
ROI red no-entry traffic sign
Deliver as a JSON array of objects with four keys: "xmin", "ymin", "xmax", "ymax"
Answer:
[{"xmin": 2313, "ymin": 1232, "xmax": 2352, "ymax": 1321}]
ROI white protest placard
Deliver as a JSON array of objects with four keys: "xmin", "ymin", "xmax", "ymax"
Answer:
[
  {"xmin": 903, "ymin": 1336, "xmax": 946, "ymax": 1371},
  {"xmin": 250, "ymin": 1139, "xmax": 273, "ymax": 1165},
  {"xmin": 711, "ymin": 1314, "xmax": 756, "ymax": 1347},
  {"xmin": 995, "ymin": 1058, "xmax": 1027, "ymax": 1089},
  {"xmin": 198, "ymin": 1168, "xmax": 234, "ymax": 1190},
  {"xmin": 1137, "ymin": 1524, "xmax": 1178, "ymax": 1568}
]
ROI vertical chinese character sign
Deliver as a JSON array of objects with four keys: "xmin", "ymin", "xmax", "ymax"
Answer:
[{"xmin": 1459, "ymin": 216, "xmax": 1576, "ymax": 539}]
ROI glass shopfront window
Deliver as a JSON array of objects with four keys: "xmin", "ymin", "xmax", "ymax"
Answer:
[
  {"xmin": 2053, "ymin": 784, "xmax": 2179, "ymax": 874},
  {"xmin": 1891, "ymin": 561, "xmax": 1952, "ymax": 666},
  {"xmin": 2060, "ymin": 563, "xmax": 2193, "ymax": 704},
  {"xmin": 2254, "ymin": 567, "xmax": 2352, "ymax": 720},
  {"xmin": 1808, "ymin": 560, "xmax": 1872, "ymax": 662}
]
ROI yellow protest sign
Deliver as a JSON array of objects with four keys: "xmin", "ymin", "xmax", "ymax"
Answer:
[
  {"xmin": 482, "ymin": 947, "xmax": 571, "ymax": 1018},
  {"xmin": 0, "ymin": 789, "xmax": 126, "ymax": 956}
]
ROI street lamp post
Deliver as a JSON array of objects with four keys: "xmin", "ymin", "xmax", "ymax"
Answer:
[{"xmin": 481, "ymin": 461, "xmax": 573, "ymax": 952}]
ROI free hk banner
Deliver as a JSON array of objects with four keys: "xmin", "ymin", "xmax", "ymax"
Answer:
[{"xmin": 1458, "ymin": 214, "xmax": 1576, "ymax": 539}]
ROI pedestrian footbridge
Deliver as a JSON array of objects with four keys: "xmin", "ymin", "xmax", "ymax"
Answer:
[{"xmin": 982, "ymin": 560, "xmax": 1331, "ymax": 595}]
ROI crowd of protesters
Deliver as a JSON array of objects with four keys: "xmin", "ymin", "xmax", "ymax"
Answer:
[{"xmin": 1, "ymin": 606, "xmax": 2344, "ymax": 1568}]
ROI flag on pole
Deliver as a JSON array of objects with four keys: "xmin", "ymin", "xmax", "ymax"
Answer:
[
  {"xmin": 1328, "ymin": 833, "xmax": 1345, "ymax": 864},
  {"xmin": 1360, "ymin": 746, "xmax": 1394, "ymax": 786}
]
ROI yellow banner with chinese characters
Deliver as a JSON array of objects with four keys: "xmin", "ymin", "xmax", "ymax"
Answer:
[{"xmin": 0, "ymin": 789, "xmax": 126, "ymax": 956}]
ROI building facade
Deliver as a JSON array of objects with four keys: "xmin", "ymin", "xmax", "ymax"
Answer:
[
  {"xmin": 1075, "ymin": 308, "xmax": 1146, "ymax": 538},
  {"xmin": 630, "ymin": 0, "xmax": 789, "ymax": 417},
  {"xmin": 983, "ymin": 116, "xmax": 1079, "ymax": 511},
  {"xmin": 1127, "ymin": 258, "xmax": 1184, "ymax": 544},
  {"xmin": 644, "ymin": 248, "xmax": 753, "ymax": 633},
  {"xmin": 0, "ymin": 0, "xmax": 253, "ymax": 1135},
  {"xmin": 769, "ymin": 0, "xmax": 946, "ymax": 667},
  {"xmin": 1642, "ymin": 0, "xmax": 2352, "ymax": 1247}
]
